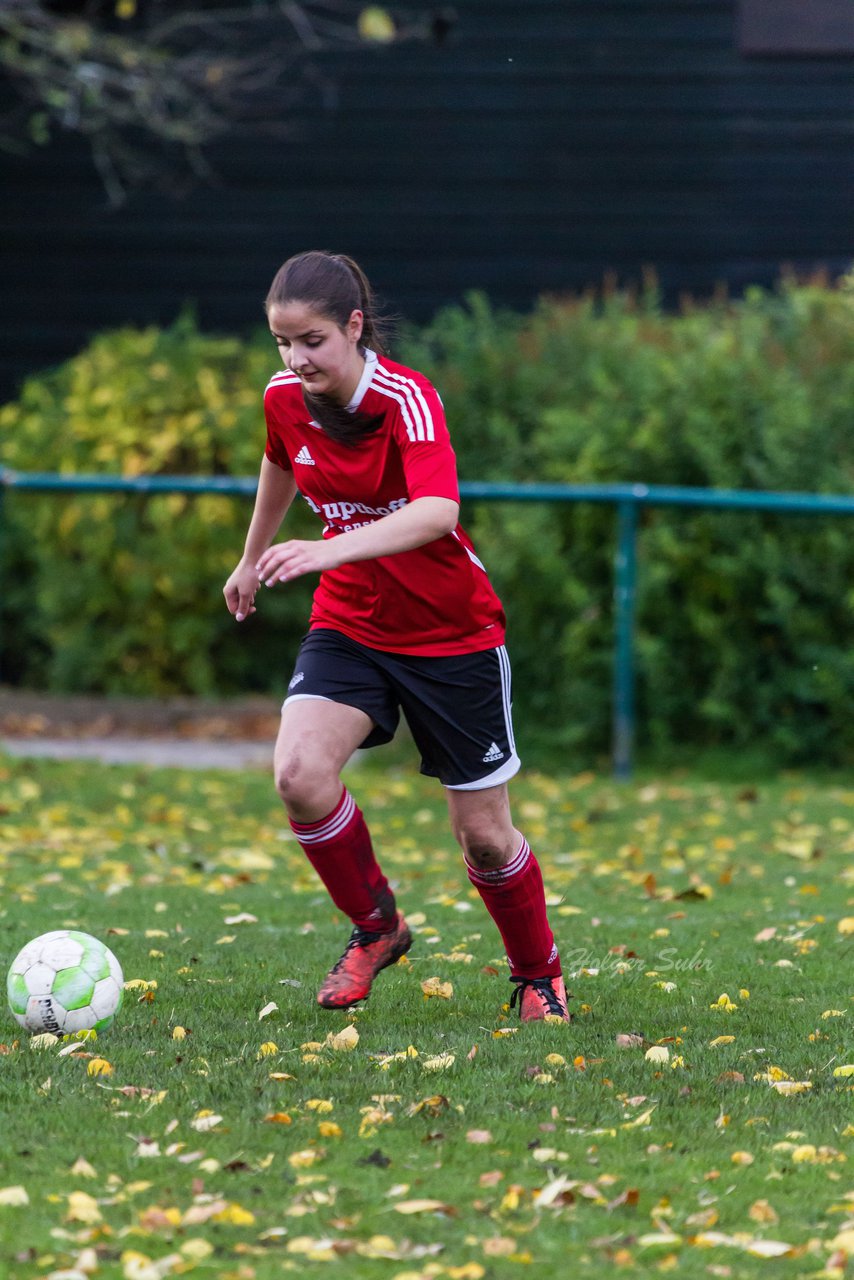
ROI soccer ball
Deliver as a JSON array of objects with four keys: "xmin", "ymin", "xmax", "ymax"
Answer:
[{"xmin": 7, "ymin": 930, "xmax": 124, "ymax": 1035}]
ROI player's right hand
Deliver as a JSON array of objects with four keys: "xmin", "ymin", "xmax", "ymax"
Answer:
[{"xmin": 223, "ymin": 561, "xmax": 259, "ymax": 622}]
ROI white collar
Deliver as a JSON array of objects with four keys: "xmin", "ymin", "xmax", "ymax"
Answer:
[{"xmin": 345, "ymin": 348, "xmax": 378, "ymax": 413}]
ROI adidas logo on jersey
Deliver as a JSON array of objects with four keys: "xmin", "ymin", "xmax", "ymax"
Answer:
[
  {"xmin": 482, "ymin": 742, "xmax": 505, "ymax": 763},
  {"xmin": 295, "ymin": 445, "xmax": 315, "ymax": 465}
]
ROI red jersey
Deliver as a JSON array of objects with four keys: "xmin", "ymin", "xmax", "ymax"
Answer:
[{"xmin": 263, "ymin": 350, "xmax": 506, "ymax": 656}]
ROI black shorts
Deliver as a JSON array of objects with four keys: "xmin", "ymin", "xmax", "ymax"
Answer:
[{"xmin": 283, "ymin": 628, "xmax": 521, "ymax": 790}]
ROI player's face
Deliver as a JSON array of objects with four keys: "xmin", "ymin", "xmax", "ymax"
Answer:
[{"xmin": 268, "ymin": 301, "xmax": 364, "ymax": 404}]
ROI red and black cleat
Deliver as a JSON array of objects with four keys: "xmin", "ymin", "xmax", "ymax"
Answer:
[
  {"xmin": 509, "ymin": 974, "xmax": 570, "ymax": 1023},
  {"xmin": 317, "ymin": 912, "xmax": 412, "ymax": 1009}
]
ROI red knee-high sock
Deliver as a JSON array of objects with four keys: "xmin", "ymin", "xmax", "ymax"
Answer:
[
  {"xmin": 466, "ymin": 837, "xmax": 561, "ymax": 979},
  {"xmin": 290, "ymin": 789, "xmax": 396, "ymax": 933}
]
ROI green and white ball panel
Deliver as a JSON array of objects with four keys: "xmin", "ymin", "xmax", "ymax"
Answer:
[
  {"xmin": 22, "ymin": 996, "xmax": 67, "ymax": 1035},
  {"xmin": 107, "ymin": 950, "xmax": 123, "ymax": 986},
  {"xmin": 8, "ymin": 940, "xmax": 42, "ymax": 975},
  {"xmin": 51, "ymin": 964, "xmax": 98, "ymax": 1011},
  {"xmin": 21, "ymin": 962, "xmax": 56, "ymax": 996},
  {"xmin": 92, "ymin": 977, "xmax": 123, "ymax": 1027},
  {"xmin": 80, "ymin": 941, "xmax": 111, "ymax": 983},
  {"xmin": 7, "ymin": 971, "xmax": 29, "ymax": 1017},
  {"xmin": 41, "ymin": 935, "xmax": 86, "ymax": 971},
  {"xmin": 6, "ymin": 930, "xmax": 124, "ymax": 1035}
]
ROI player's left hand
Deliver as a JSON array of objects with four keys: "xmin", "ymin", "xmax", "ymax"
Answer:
[{"xmin": 256, "ymin": 538, "xmax": 340, "ymax": 584}]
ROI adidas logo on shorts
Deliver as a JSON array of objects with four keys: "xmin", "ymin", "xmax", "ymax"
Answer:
[
  {"xmin": 482, "ymin": 742, "xmax": 504, "ymax": 764},
  {"xmin": 288, "ymin": 671, "xmax": 305, "ymax": 690},
  {"xmin": 295, "ymin": 445, "xmax": 315, "ymax": 465}
]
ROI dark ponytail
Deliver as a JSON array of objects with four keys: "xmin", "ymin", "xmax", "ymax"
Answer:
[{"xmin": 265, "ymin": 250, "xmax": 391, "ymax": 446}]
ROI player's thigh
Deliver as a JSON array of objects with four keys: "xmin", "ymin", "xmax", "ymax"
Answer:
[
  {"xmin": 284, "ymin": 628, "xmax": 400, "ymax": 749},
  {"xmin": 274, "ymin": 698, "xmax": 374, "ymax": 816},
  {"xmin": 395, "ymin": 646, "xmax": 521, "ymax": 790}
]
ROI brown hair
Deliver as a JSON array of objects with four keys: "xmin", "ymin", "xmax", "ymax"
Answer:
[{"xmin": 265, "ymin": 250, "xmax": 389, "ymax": 445}]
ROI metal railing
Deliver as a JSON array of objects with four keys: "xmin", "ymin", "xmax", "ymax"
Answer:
[{"xmin": 3, "ymin": 467, "xmax": 854, "ymax": 777}]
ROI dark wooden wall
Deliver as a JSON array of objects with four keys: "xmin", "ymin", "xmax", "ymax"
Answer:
[{"xmin": 1, "ymin": 0, "xmax": 852, "ymax": 403}]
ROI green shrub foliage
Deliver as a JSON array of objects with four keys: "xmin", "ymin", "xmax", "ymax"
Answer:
[
  {"xmin": 399, "ymin": 277, "xmax": 854, "ymax": 765},
  {"xmin": 2, "ymin": 280, "xmax": 853, "ymax": 764},
  {"xmin": 0, "ymin": 314, "xmax": 317, "ymax": 697}
]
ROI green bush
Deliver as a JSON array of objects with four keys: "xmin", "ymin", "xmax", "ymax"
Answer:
[
  {"xmin": 0, "ymin": 313, "xmax": 316, "ymax": 697},
  {"xmin": 2, "ymin": 279, "xmax": 853, "ymax": 765},
  {"xmin": 399, "ymin": 275, "xmax": 854, "ymax": 765}
]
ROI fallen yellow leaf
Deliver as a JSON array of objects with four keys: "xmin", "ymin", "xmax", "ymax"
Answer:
[
  {"xmin": 791, "ymin": 1143, "xmax": 844, "ymax": 1164},
  {"xmin": 182, "ymin": 1198, "xmax": 228, "ymax": 1225},
  {"xmin": 139, "ymin": 1204, "xmax": 181, "ymax": 1230},
  {"xmin": 288, "ymin": 1149, "xmax": 323, "ymax": 1169},
  {"xmin": 286, "ymin": 1236, "xmax": 337, "ymax": 1261},
  {"xmin": 120, "ymin": 1250, "xmax": 159, "ymax": 1279},
  {"xmin": 421, "ymin": 977, "xmax": 454, "ymax": 1000},
  {"xmin": 422, "ymin": 1053, "xmax": 456, "ymax": 1071},
  {"xmin": 744, "ymin": 1240, "xmax": 795, "ymax": 1258},
  {"xmin": 394, "ymin": 1198, "xmax": 454, "ymax": 1215},
  {"xmin": 66, "ymin": 1190, "xmax": 102, "ymax": 1224},
  {"xmin": 758, "ymin": 1065, "xmax": 791, "ymax": 1082},
  {"xmin": 621, "ymin": 1106, "xmax": 657, "ymax": 1129},
  {"xmin": 29, "ymin": 1033, "xmax": 59, "ymax": 1051},
  {"xmin": 212, "ymin": 1202, "xmax": 255, "ymax": 1226},
  {"xmin": 190, "ymin": 1110, "xmax": 223, "ymax": 1131},
  {"xmin": 0, "ymin": 1186, "xmax": 29, "ymax": 1206},
  {"xmin": 326, "ymin": 1025, "xmax": 359, "ymax": 1052},
  {"xmin": 748, "ymin": 1199, "xmax": 779, "ymax": 1224},
  {"xmin": 180, "ymin": 1240, "xmax": 214, "ymax": 1263}
]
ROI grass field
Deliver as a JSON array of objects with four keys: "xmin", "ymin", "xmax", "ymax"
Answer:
[{"xmin": 0, "ymin": 750, "xmax": 852, "ymax": 1279}]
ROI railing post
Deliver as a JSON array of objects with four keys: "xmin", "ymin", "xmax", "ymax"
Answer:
[{"xmin": 612, "ymin": 498, "xmax": 638, "ymax": 780}]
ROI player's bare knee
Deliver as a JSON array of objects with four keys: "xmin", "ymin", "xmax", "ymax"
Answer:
[
  {"xmin": 274, "ymin": 751, "xmax": 325, "ymax": 813},
  {"xmin": 465, "ymin": 842, "xmax": 508, "ymax": 871},
  {"xmin": 455, "ymin": 824, "xmax": 512, "ymax": 871}
]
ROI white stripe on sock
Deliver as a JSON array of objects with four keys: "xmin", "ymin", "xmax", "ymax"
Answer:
[
  {"xmin": 291, "ymin": 791, "xmax": 356, "ymax": 845},
  {"xmin": 465, "ymin": 837, "xmax": 530, "ymax": 885}
]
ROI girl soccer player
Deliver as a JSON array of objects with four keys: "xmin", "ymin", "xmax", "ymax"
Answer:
[{"xmin": 223, "ymin": 250, "xmax": 568, "ymax": 1022}]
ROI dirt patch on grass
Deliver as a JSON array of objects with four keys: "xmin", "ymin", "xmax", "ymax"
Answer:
[{"xmin": 0, "ymin": 687, "xmax": 281, "ymax": 742}]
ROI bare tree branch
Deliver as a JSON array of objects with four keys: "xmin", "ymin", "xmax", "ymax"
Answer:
[{"xmin": 0, "ymin": 0, "xmax": 440, "ymax": 203}]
